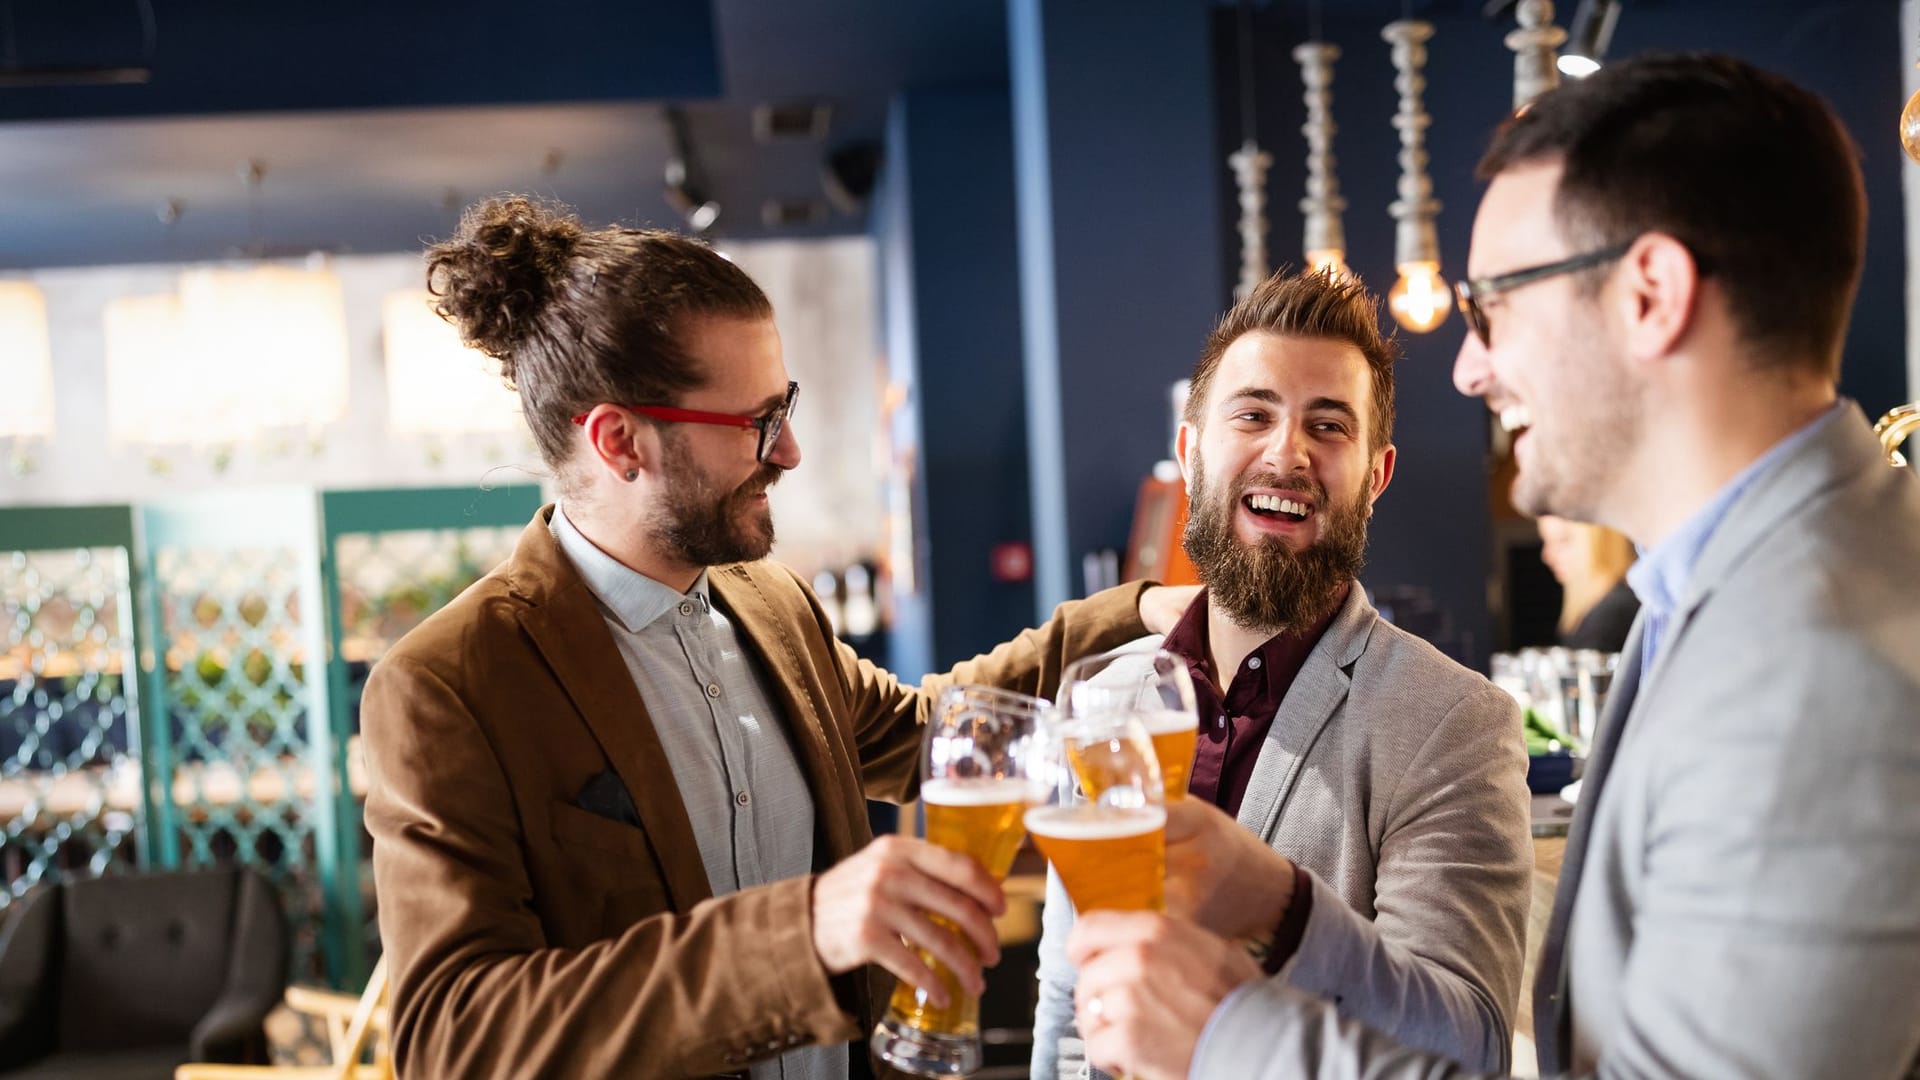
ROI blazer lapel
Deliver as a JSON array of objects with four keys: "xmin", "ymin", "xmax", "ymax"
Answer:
[
  {"xmin": 708, "ymin": 564, "xmax": 863, "ymax": 866},
  {"xmin": 1534, "ymin": 614, "xmax": 1645, "ymax": 1073},
  {"xmin": 1236, "ymin": 587, "xmax": 1374, "ymax": 841},
  {"xmin": 506, "ymin": 510, "xmax": 712, "ymax": 911},
  {"xmin": 1649, "ymin": 403, "xmax": 1880, "ymax": 699}
]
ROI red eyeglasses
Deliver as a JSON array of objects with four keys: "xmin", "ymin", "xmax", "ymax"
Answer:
[{"xmin": 571, "ymin": 381, "xmax": 799, "ymax": 463}]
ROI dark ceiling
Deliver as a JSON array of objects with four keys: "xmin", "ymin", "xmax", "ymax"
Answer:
[
  {"xmin": 0, "ymin": 0, "xmax": 1011, "ymax": 268},
  {"xmin": 0, "ymin": 0, "xmax": 1814, "ymax": 270}
]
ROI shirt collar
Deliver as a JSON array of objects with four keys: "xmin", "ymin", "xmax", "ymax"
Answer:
[
  {"xmin": 551, "ymin": 501, "xmax": 710, "ymax": 633},
  {"xmin": 1160, "ymin": 583, "xmax": 1348, "ymax": 690},
  {"xmin": 1625, "ymin": 400, "xmax": 1845, "ymax": 618}
]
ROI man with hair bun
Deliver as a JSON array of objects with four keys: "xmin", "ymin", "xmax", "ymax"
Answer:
[{"xmin": 361, "ymin": 196, "xmax": 1190, "ymax": 1079}]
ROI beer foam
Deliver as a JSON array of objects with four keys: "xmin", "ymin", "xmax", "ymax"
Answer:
[
  {"xmin": 920, "ymin": 777, "xmax": 1044, "ymax": 806},
  {"xmin": 1138, "ymin": 708, "xmax": 1199, "ymax": 734},
  {"xmin": 1023, "ymin": 805, "xmax": 1166, "ymax": 839}
]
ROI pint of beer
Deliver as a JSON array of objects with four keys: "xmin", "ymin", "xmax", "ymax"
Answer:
[
  {"xmin": 883, "ymin": 777, "xmax": 1038, "ymax": 1040},
  {"xmin": 1058, "ymin": 648, "xmax": 1198, "ymax": 800},
  {"xmin": 872, "ymin": 685, "xmax": 1052, "ymax": 1078},
  {"xmin": 1033, "ymin": 706, "xmax": 1167, "ymax": 1080},
  {"xmin": 1025, "ymin": 804, "xmax": 1166, "ymax": 913},
  {"xmin": 1141, "ymin": 709, "xmax": 1198, "ymax": 800},
  {"xmin": 1064, "ymin": 718, "xmax": 1165, "ymax": 808}
]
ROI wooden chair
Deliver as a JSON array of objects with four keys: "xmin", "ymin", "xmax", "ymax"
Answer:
[{"xmin": 175, "ymin": 955, "xmax": 391, "ymax": 1080}]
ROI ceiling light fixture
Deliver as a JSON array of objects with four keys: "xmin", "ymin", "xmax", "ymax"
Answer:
[
  {"xmin": 821, "ymin": 141, "xmax": 882, "ymax": 217},
  {"xmin": 1383, "ymin": 16, "xmax": 1449, "ymax": 333},
  {"xmin": 1506, "ymin": 0, "xmax": 1566, "ymax": 109},
  {"xmin": 1558, "ymin": 0, "xmax": 1619, "ymax": 79},
  {"xmin": 1294, "ymin": 26, "xmax": 1348, "ymax": 279},
  {"xmin": 662, "ymin": 107, "xmax": 720, "ymax": 235},
  {"xmin": 752, "ymin": 102, "xmax": 832, "ymax": 143},
  {"xmin": 1227, "ymin": 0, "xmax": 1272, "ymax": 299}
]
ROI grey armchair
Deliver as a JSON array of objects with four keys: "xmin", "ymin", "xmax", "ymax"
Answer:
[{"xmin": 0, "ymin": 868, "xmax": 288, "ymax": 1080}]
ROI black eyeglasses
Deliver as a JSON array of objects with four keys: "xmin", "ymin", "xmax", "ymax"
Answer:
[
  {"xmin": 572, "ymin": 380, "xmax": 799, "ymax": 463},
  {"xmin": 1454, "ymin": 242, "xmax": 1633, "ymax": 348}
]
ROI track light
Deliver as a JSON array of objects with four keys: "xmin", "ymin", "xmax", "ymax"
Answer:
[
  {"xmin": 662, "ymin": 108, "xmax": 721, "ymax": 235},
  {"xmin": 1558, "ymin": 0, "xmax": 1619, "ymax": 78}
]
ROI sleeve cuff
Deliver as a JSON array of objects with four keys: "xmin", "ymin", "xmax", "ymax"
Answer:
[
  {"xmin": 777, "ymin": 874, "xmax": 864, "ymax": 1043},
  {"xmin": 1261, "ymin": 863, "xmax": 1315, "ymax": 976},
  {"xmin": 1193, "ymin": 979, "xmax": 1317, "ymax": 1078}
]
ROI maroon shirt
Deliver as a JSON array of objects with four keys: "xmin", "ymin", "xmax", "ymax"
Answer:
[
  {"xmin": 1161, "ymin": 585, "xmax": 1347, "ymax": 816},
  {"xmin": 1162, "ymin": 586, "xmax": 1347, "ymax": 965}
]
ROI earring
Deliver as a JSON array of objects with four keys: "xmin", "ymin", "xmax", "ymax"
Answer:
[{"xmin": 623, "ymin": 468, "xmax": 639, "ymax": 482}]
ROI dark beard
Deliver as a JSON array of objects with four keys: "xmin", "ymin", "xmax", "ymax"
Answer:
[
  {"xmin": 652, "ymin": 434, "xmax": 782, "ymax": 566},
  {"xmin": 1181, "ymin": 457, "xmax": 1368, "ymax": 635}
]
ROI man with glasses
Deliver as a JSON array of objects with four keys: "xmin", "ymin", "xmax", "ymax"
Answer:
[
  {"xmin": 1064, "ymin": 53, "xmax": 1920, "ymax": 1079},
  {"xmin": 360, "ymin": 196, "xmax": 1190, "ymax": 1079}
]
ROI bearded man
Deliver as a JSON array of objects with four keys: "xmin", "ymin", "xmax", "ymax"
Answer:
[
  {"xmin": 361, "ymin": 197, "xmax": 1195, "ymax": 1079},
  {"xmin": 1031, "ymin": 269, "xmax": 1533, "ymax": 1079}
]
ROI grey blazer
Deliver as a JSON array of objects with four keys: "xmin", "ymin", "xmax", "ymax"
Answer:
[
  {"xmin": 1033, "ymin": 584, "xmax": 1534, "ymax": 1078},
  {"xmin": 1193, "ymin": 404, "xmax": 1920, "ymax": 1079}
]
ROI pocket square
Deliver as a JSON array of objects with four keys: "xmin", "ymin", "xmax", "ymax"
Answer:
[{"xmin": 575, "ymin": 768, "xmax": 643, "ymax": 828}]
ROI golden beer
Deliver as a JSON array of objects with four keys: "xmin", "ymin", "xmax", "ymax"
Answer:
[
  {"xmin": 1064, "ymin": 720, "xmax": 1169, "ymax": 804},
  {"xmin": 885, "ymin": 777, "xmax": 1038, "ymax": 1038},
  {"xmin": 1141, "ymin": 709, "xmax": 1198, "ymax": 800},
  {"xmin": 1024, "ymin": 804, "xmax": 1167, "ymax": 913}
]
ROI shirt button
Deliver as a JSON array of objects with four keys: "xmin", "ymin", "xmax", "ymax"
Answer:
[
  {"xmin": 1216, "ymin": 717, "xmax": 1227, "ymax": 730},
  {"xmin": 1247, "ymin": 656, "xmax": 1262, "ymax": 669},
  {"xmin": 679, "ymin": 602, "xmax": 694, "ymax": 616},
  {"xmin": 736, "ymin": 790, "xmax": 751, "ymax": 807},
  {"xmin": 706, "ymin": 683, "xmax": 721, "ymax": 699}
]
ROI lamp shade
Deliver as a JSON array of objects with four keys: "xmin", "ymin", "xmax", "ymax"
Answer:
[
  {"xmin": 381, "ymin": 289, "xmax": 521, "ymax": 436},
  {"xmin": 0, "ymin": 281, "xmax": 55, "ymax": 440},
  {"xmin": 177, "ymin": 265, "xmax": 350, "ymax": 431},
  {"xmin": 104, "ymin": 292, "xmax": 259, "ymax": 446}
]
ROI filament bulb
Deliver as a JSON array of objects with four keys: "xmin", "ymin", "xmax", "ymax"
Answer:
[{"xmin": 1388, "ymin": 261, "xmax": 1450, "ymax": 333}]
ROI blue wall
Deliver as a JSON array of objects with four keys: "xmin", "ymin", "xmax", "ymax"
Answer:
[
  {"xmin": 875, "ymin": 89, "xmax": 1039, "ymax": 676},
  {"xmin": 1217, "ymin": 0, "xmax": 1905, "ymax": 670},
  {"xmin": 1010, "ymin": 0, "xmax": 1228, "ymax": 620}
]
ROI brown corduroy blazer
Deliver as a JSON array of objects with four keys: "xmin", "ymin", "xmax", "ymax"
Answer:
[{"xmin": 361, "ymin": 508, "xmax": 1149, "ymax": 1079}]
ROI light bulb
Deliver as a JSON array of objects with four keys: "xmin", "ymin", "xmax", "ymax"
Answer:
[
  {"xmin": 1557, "ymin": 54, "xmax": 1601, "ymax": 79},
  {"xmin": 1901, "ymin": 85, "xmax": 1920, "ymax": 165},
  {"xmin": 1306, "ymin": 249, "xmax": 1350, "ymax": 279},
  {"xmin": 1389, "ymin": 261, "xmax": 1451, "ymax": 333}
]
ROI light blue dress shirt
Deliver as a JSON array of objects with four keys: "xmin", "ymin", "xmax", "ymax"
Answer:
[{"xmin": 1625, "ymin": 401, "xmax": 1846, "ymax": 673}]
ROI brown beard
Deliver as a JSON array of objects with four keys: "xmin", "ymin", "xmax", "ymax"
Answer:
[
  {"xmin": 652, "ymin": 432, "xmax": 782, "ymax": 566},
  {"xmin": 1181, "ymin": 453, "xmax": 1369, "ymax": 635}
]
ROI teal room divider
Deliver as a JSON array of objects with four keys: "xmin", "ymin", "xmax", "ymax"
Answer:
[
  {"xmin": 0, "ymin": 505, "xmax": 147, "ymax": 909},
  {"xmin": 318, "ymin": 485, "xmax": 537, "ymax": 985},
  {"xmin": 0, "ymin": 483, "xmax": 542, "ymax": 989}
]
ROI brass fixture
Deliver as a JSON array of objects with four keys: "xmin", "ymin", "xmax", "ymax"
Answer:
[{"xmin": 1872, "ymin": 402, "xmax": 1920, "ymax": 467}]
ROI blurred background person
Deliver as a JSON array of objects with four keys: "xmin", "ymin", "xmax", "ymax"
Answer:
[{"xmin": 1535, "ymin": 515, "xmax": 1638, "ymax": 652}]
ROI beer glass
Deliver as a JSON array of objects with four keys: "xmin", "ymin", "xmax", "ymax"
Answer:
[
  {"xmin": 1058, "ymin": 648, "xmax": 1198, "ymax": 801},
  {"xmin": 1026, "ymin": 712, "xmax": 1165, "ymax": 1080},
  {"xmin": 1027, "ymin": 711, "xmax": 1166, "ymax": 912},
  {"xmin": 871, "ymin": 685, "xmax": 1052, "ymax": 1077}
]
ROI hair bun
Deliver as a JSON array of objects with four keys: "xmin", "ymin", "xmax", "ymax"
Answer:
[{"xmin": 427, "ymin": 196, "xmax": 584, "ymax": 370}]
